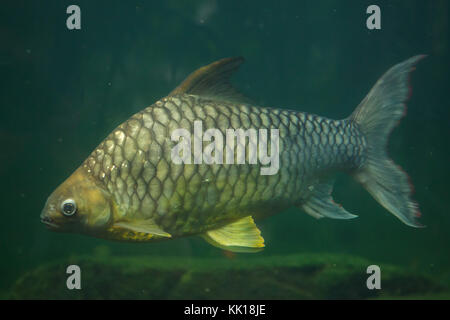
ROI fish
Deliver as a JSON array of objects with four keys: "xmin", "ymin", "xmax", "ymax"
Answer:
[{"xmin": 41, "ymin": 55, "xmax": 425, "ymax": 252}]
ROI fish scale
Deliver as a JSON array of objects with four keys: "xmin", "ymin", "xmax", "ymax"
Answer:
[
  {"xmin": 41, "ymin": 56, "xmax": 424, "ymax": 250},
  {"xmin": 82, "ymin": 93, "xmax": 366, "ymax": 236}
]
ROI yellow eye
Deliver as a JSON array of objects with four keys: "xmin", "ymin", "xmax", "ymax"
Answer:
[{"xmin": 61, "ymin": 199, "xmax": 77, "ymax": 216}]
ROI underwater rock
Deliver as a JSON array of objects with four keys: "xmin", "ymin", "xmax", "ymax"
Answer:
[{"xmin": 8, "ymin": 253, "xmax": 448, "ymax": 300}]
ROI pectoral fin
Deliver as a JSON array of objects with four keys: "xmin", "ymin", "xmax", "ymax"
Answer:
[
  {"xmin": 114, "ymin": 220, "xmax": 172, "ymax": 238},
  {"xmin": 202, "ymin": 216, "xmax": 265, "ymax": 253},
  {"xmin": 300, "ymin": 182, "xmax": 358, "ymax": 220}
]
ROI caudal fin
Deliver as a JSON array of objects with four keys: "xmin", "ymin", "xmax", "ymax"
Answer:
[{"xmin": 350, "ymin": 55, "xmax": 426, "ymax": 227}]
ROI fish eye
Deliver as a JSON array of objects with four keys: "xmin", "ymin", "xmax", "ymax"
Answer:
[{"xmin": 61, "ymin": 199, "xmax": 77, "ymax": 216}]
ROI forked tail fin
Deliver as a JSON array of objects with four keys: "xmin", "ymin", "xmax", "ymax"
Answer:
[{"xmin": 350, "ymin": 55, "xmax": 426, "ymax": 227}]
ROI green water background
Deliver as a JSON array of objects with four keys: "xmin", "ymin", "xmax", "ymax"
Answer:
[{"xmin": 0, "ymin": 0, "xmax": 449, "ymax": 296}]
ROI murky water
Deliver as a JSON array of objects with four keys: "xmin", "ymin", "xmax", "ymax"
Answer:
[{"xmin": 1, "ymin": 0, "xmax": 449, "ymax": 299}]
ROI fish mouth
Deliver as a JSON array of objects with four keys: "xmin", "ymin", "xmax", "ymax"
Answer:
[{"xmin": 40, "ymin": 216, "xmax": 59, "ymax": 229}]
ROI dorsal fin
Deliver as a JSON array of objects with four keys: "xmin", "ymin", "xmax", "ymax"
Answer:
[{"xmin": 168, "ymin": 57, "xmax": 252, "ymax": 104}]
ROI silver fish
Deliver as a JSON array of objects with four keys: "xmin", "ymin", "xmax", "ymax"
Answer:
[{"xmin": 41, "ymin": 56, "xmax": 425, "ymax": 252}]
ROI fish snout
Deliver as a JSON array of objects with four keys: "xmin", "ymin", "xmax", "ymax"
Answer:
[{"xmin": 40, "ymin": 202, "xmax": 60, "ymax": 230}]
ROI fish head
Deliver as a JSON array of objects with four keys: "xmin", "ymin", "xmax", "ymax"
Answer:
[{"xmin": 41, "ymin": 166, "xmax": 114, "ymax": 235}]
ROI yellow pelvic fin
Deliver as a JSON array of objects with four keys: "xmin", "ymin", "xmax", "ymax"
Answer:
[
  {"xmin": 202, "ymin": 216, "xmax": 265, "ymax": 253},
  {"xmin": 113, "ymin": 220, "xmax": 172, "ymax": 238},
  {"xmin": 168, "ymin": 57, "xmax": 252, "ymax": 104}
]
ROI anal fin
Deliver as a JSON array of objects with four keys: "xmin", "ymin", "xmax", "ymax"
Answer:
[
  {"xmin": 202, "ymin": 216, "xmax": 265, "ymax": 253},
  {"xmin": 300, "ymin": 182, "xmax": 358, "ymax": 220}
]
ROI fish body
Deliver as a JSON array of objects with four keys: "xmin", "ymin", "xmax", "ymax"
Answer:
[
  {"xmin": 41, "ymin": 56, "xmax": 424, "ymax": 252},
  {"xmin": 86, "ymin": 95, "xmax": 365, "ymax": 237}
]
